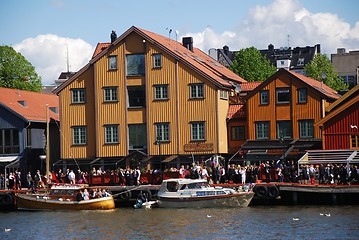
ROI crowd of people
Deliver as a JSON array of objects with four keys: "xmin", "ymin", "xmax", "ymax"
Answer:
[
  {"xmin": 76, "ymin": 188, "xmax": 111, "ymax": 201},
  {"xmin": 1, "ymin": 160, "xmax": 359, "ymax": 190}
]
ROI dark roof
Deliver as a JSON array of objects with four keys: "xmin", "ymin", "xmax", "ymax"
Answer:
[
  {"xmin": 58, "ymin": 71, "xmax": 76, "ymax": 79},
  {"xmin": 214, "ymin": 44, "xmax": 320, "ymax": 70}
]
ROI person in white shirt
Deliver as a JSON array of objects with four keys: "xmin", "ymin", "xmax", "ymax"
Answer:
[{"xmin": 68, "ymin": 170, "xmax": 76, "ymax": 184}]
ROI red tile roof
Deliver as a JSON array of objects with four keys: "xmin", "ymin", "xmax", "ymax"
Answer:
[
  {"xmin": 75, "ymin": 26, "xmax": 246, "ymax": 94},
  {"xmin": 92, "ymin": 43, "xmax": 111, "ymax": 58},
  {"xmin": 245, "ymin": 69, "xmax": 341, "ymax": 101},
  {"xmin": 227, "ymin": 104, "xmax": 245, "ymax": 119},
  {"xmin": 289, "ymin": 70, "xmax": 340, "ymax": 100},
  {"xmin": 0, "ymin": 87, "xmax": 59, "ymax": 122},
  {"xmin": 240, "ymin": 82, "xmax": 261, "ymax": 92}
]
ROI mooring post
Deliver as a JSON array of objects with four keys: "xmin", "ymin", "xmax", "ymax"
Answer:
[
  {"xmin": 332, "ymin": 193, "xmax": 337, "ymax": 205},
  {"xmin": 292, "ymin": 191, "xmax": 298, "ymax": 205}
]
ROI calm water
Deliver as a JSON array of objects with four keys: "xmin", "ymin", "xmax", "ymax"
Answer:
[{"xmin": 1, "ymin": 206, "xmax": 359, "ymax": 240}]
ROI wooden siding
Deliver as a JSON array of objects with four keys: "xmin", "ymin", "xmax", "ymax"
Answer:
[
  {"xmin": 323, "ymin": 101, "xmax": 359, "ymax": 149},
  {"xmin": 247, "ymin": 74, "xmax": 323, "ymax": 140},
  {"xmin": 59, "ymin": 65, "xmax": 96, "ymax": 159},
  {"xmin": 58, "ymin": 30, "xmax": 230, "ymax": 160}
]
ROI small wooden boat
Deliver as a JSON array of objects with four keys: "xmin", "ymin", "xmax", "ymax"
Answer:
[
  {"xmin": 16, "ymin": 184, "xmax": 115, "ymax": 210},
  {"xmin": 157, "ymin": 178, "xmax": 255, "ymax": 208}
]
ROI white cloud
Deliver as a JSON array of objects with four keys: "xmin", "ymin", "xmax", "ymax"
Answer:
[
  {"xmin": 14, "ymin": 34, "xmax": 93, "ymax": 86},
  {"xmin": 185, "ymin": 0, "xmax": 359, "ymax": 55}
]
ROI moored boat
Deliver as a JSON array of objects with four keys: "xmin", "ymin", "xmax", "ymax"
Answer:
[
  {"xmin": 16, "ymin": 184, "xmax": 115, "ymax": 210},
  {"xmin": 157, "ymin": 178, "xmax": 254, "ymax": 208}
]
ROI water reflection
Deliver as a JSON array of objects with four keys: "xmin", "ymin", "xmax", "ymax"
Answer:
[{"xmin": 1, "ymin": 206, "xmax": 359, "ymax": 239}]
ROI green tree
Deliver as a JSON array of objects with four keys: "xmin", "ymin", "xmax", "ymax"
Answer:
[
  {"xmin": 230, "ymin": 46, "xmax": 277, "ymax": 82},
  {"xmin": 304, "ymin": 53, "xmax": 348, "ymax": 92},
  {"xmin": 0, "ymin": 45, "xmax": 42, "ymax": 92}
]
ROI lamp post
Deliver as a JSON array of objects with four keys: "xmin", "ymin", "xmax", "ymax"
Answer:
[
  {"xmin": 279, "ymin": 130, "xmax": 285, "ymax": 164},
  {"xmin": 155, "ymin": 138, "xmax": 162, "ymax": 169}
]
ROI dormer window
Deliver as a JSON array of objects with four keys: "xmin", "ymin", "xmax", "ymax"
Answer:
[
  {"xmin": 18, "ymin": 100, "xmax": 27, "ymax": 107},
  {"xmin": 49, "ymin": 107, "xmax": 59, "ymax": 114},
  {"xmin": 297, "ymin": 58, "xmax": 305, "ymax": 66}
]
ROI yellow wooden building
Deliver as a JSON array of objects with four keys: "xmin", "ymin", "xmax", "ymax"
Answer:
[{"xmin": 53, "ymin": 26, "xmax": 246, "ymax": 170}]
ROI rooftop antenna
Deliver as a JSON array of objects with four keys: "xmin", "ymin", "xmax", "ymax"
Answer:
[
  {"xmin": 166, "ymin": 28, "xmax": 172, "ymax": 39},
  {"xmin": 66, "ymin": 44, "xmax": 70, "ymax": 72},
  {"xmin": 287, "ymin": 34, "xmax": 290, "ymax": 48}
]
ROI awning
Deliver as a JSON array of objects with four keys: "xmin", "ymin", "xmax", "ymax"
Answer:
[
  {"xmin": 5, "ymin": 159, "xmax": 20, "ymax": 169},
  {"xmin": 0, "ymin": 156, "xmax": 19, "ymax": 163},
  {"xmin": 141, "ymin": 156, "xmax": 153, "ymax": 163},
  {"xmin": 162, "ymin": 155, "xmax": 178, "ymax": 163}
]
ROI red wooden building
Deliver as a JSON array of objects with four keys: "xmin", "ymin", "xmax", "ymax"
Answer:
[{"xmin": 316, "ymin": 84, "xmax": 359, "ymax": 150}]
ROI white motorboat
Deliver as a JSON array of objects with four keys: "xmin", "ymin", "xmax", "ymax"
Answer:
[{"xmin": 157, "ymin": 178, "xmax": 254, "ymax": 208}]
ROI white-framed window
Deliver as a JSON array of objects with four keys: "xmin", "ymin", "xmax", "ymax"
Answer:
[
  {"xmin": 220, "ymin": 90, "xmax": 228, "ymax": 99},
  {"xmin": 276, "ymin": 88, "xmax": 290, "ymax": 104},
  {"xmin": 108, "ymin": 56, "xmax": 117, "ymax": 70},
  {"xmin": 104, "ymin": 87, "xmax": 118, "ymax": 102},
  {"xmin": 190, "ymin": 84, "xmax": 204, "ymax": 99},
  {"xmin": 191, "ymin": 122, "xmax": 205, "ymax": 141},
  {"xmin": 298, "ymin": 88, "xmax": 307, "ymax": 103},
  {"xmin": 256, "ymin": 121, "xmax": 269, "ymax": 139},
  {"xmin": 299, "ymin": 120, "xmax": 314, "ymax": 138},
  {"xmin": 71, "ymin": 89, "xmax": 85, "ymax": 104},
  {"xmin": 155, "ymin": 123, "xmax": 169, "ymax": 142},
  {"xmin": 154, "ymin": 85, "xmax": 168, "ymax": 100},
  {"xmin": 153, "ymin": 54, "xmax": 162, "ymax": 68},
  {"xmin": 126, "ymin": 54, "xmax": 145, "ymax": 76},
  {"xmin": 72, "ymin": 126, "xmax": 86, "ymax": 145},
  {"xmin": 105, "ymin": 125, "xmax": 119, "ymax": 144},
  {"xmin": 297, "ymin": 58, "xmax": 305, "ymax": 66},
  {"xmin": 260, "ymin": 90, "xmax": 269, "ymax": 105}
]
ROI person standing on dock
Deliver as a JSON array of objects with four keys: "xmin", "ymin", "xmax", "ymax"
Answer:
[{"xmin": 309, "ymin": 165, "xmax": 316, "ymax": 185}]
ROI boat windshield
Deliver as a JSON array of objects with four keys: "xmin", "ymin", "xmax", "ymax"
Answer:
[{"xmin": 184, "ymin": 182, "xmax": 210, "ymax": 189}]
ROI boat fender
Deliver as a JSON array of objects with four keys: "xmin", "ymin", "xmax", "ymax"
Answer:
[
  {"xmin": 119, "ymin": 191, "xmax": 132, "ymax": 200},
  {"xmin": 255, "ymin": 185, "xmax": 268, "ymax": 198},
  {"xmin": 142, "ymin": 189, "xmax": 152, "ymax": 201},
  {"xmin": 2, "ymin": 193, "xmax": 13, "ymax": 205},
  {"xmin": 268, "ymin": 186, "xmax": 279, "ymax": 198}
]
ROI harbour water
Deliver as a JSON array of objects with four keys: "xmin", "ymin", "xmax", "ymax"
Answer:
[{"xmin": 1, "ymin": 205, "xmax": 359, "ymax": 240}]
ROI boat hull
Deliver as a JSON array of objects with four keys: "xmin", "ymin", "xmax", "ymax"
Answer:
[
  {"xmin": 16, "ymin": 194, "xmax": 115, "ymax": 211},
  {"xmin": 157, "ymin": 192, "xmax": 254, "ymax": 208}
]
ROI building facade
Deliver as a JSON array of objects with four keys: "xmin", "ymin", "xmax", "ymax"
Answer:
[
  {"xmin": 331, "ymin": 48, "xmax": 359, "ymax": 89},
  {"xmin": 54, "ymin": 26, "xmax": 246, "ymax": 170},
  {"xmin": 240, "ymin": 69, "xmax": 340, "ymax": 162},
  {"xmin": 0, "ymin": 87, "xmax": 60, "ymax": 181}
]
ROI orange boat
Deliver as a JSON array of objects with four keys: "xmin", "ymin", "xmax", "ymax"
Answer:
[{"xmin": 16, "ymin": 184, "xmax": 115, "ymax": 211}]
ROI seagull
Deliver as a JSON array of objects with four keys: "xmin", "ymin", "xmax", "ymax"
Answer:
[
  {"xmin": 325, "ymin": 213, "xmax": 331, "ymax": 217},
  {"xmin": 292, "ymin": 217, "xmax": 300, "ymax": 221},
  {"xmin": 319, "ymin": 213, "xmax": 324, "ymax": 216},
  {"xmin": 350, "ymin": 125, "xmax": 358, "ymax": 129},
  {"xmin": 207, "ymin": 214, "xmax": 212, "ymax": 218},
  {"xmin": 4, "ymin": 228, "xmax": 11, "ymax": 232}
]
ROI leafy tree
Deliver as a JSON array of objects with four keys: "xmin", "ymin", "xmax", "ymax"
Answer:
[
  {"xmin": 0, "ymin": 45, "xmax": 42, "ymax": 92},
  {"xmin": 304, "ymin": 53, "xmax": 348, "ymax": 92},
  {"xmin": 230, "ymin": 46, "xmax": 277, "ymax": 82}
]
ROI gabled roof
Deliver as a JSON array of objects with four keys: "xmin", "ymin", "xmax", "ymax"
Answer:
[
  {"xmin": 227, "ymin": 104, "xmax": 245, "ymax": 120},
  {"xmin": 245, "ymin": 68, "xmax": 340, "ymax": 101},
  {"xmin": 0, "ymin": 87, "xmax": 59, "ymax": 122},
  {"xmin": 325, "ymin": 84, "xmax": 359, "ymax": 112},
  {"xmin": 54, "ymin": 26, "xmax": 245, "ymax": 94},
  {"xmin": 92, "ymin": 43, "xmax": 110, "ymax": 58},
  {"xmin": 240, "ymin": 82, "xmax": 261, "ymax": 92},
  {"xmin": 315, "ymin": 85, "xmax": 359, "ymax": 127}
]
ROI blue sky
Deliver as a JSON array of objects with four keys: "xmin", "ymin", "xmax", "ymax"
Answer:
[{"xmin": 1, "ymin": 0, "xmax": 358, "ymax": 85}]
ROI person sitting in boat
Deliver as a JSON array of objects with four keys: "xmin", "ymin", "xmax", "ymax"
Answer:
[
  {"xmin": 76, "ymin": 190, "xmax": 84, "ymax": 201},
  {"xmin": 83, "ymin": 189, "xmax": 90, "ymax": 200},
  {"xmin": 101, "ymin": 189, "xmax": 111, "ymax": 197}
]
